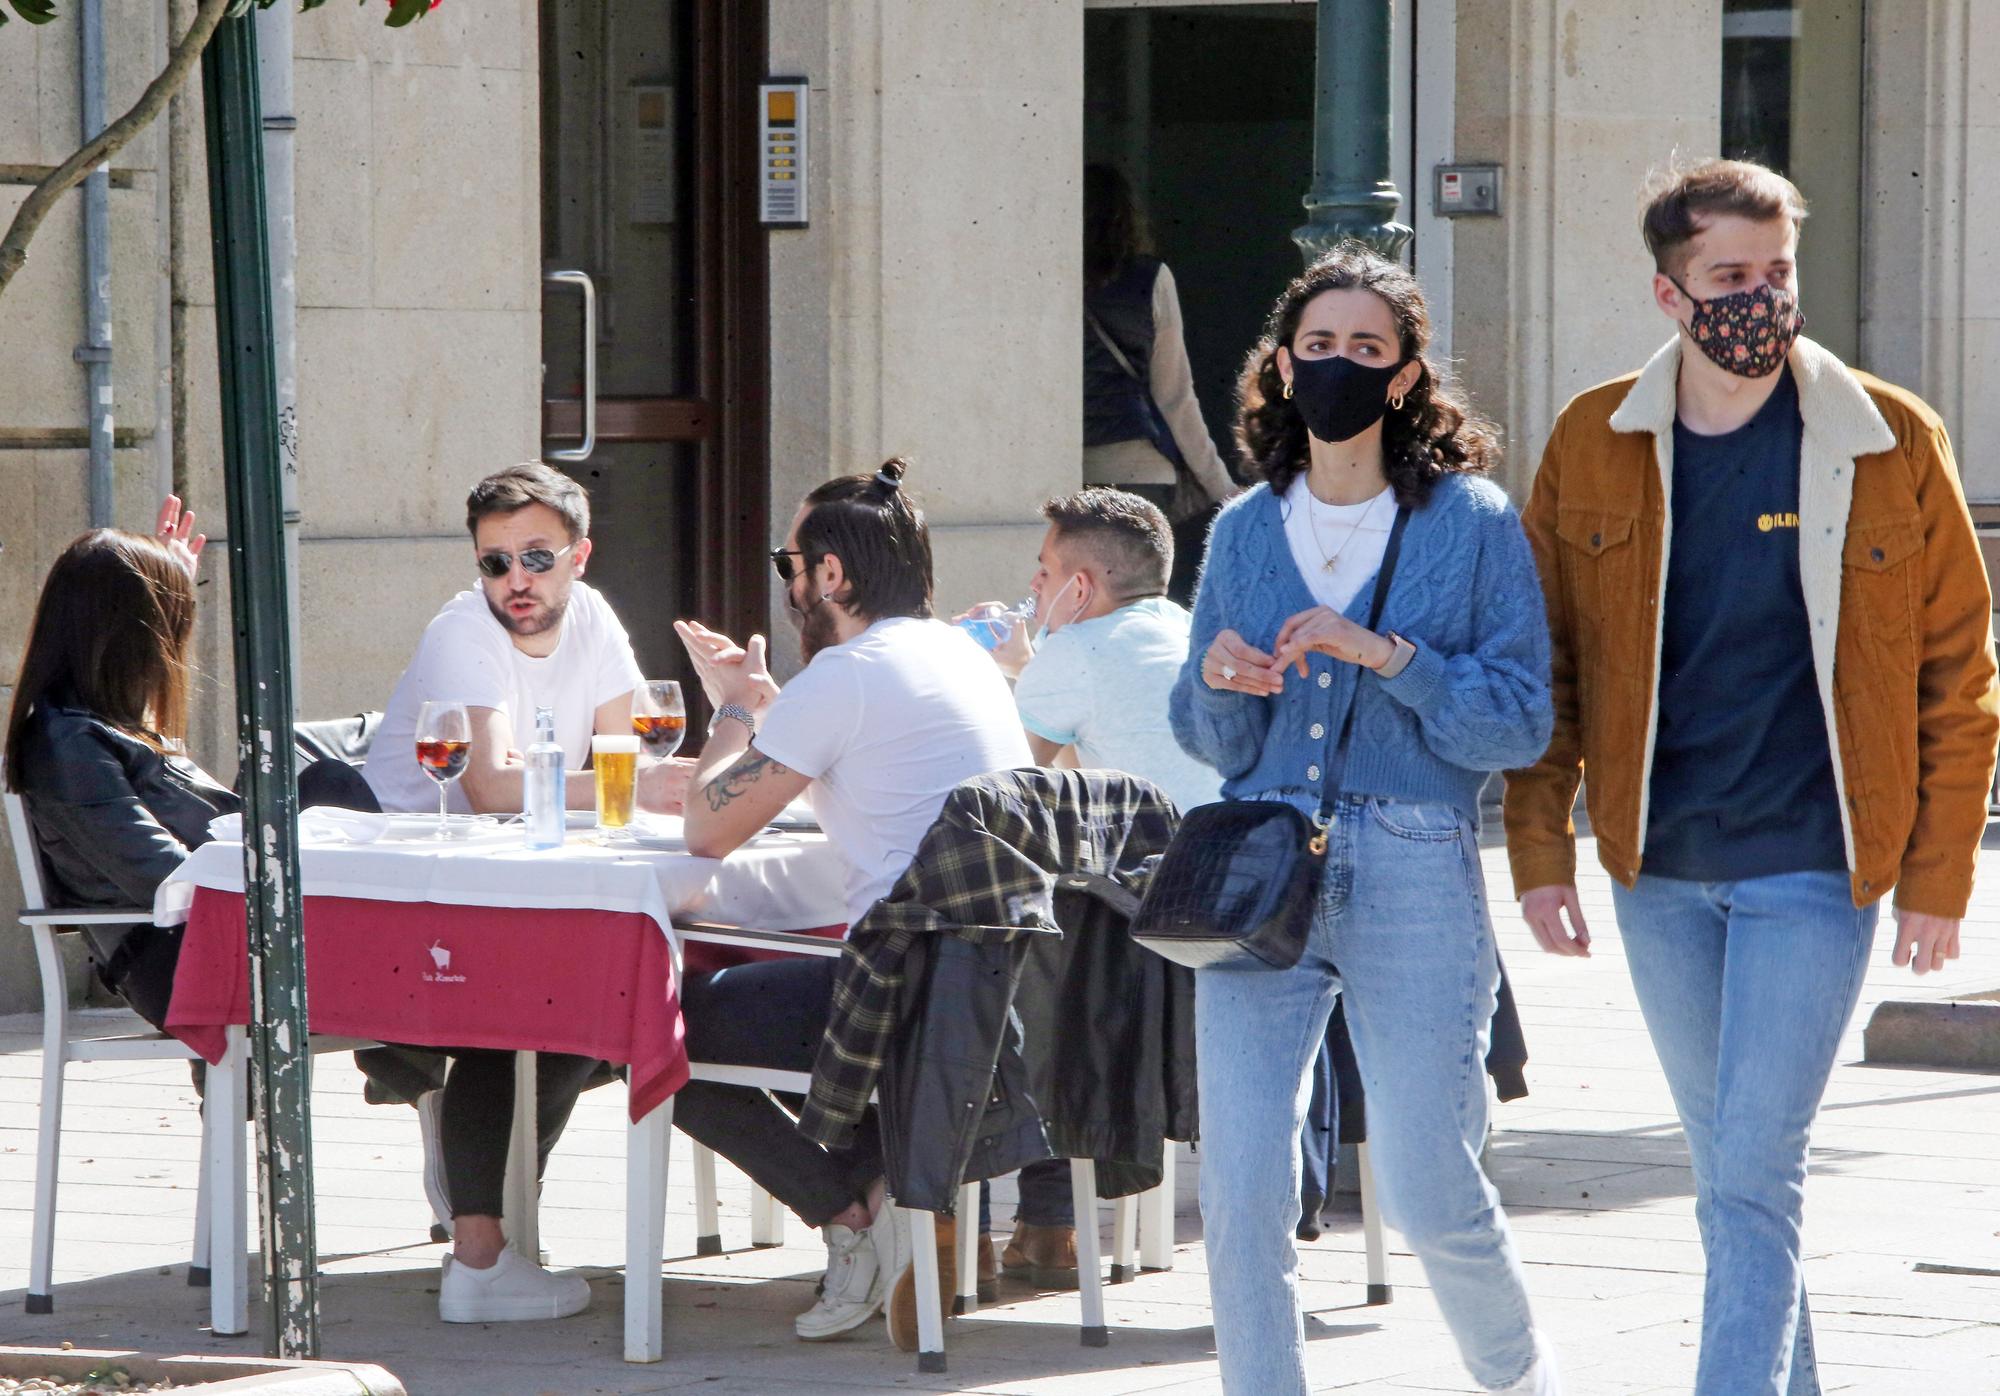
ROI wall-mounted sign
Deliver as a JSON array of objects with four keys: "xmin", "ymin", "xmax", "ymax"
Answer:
[
  {"xmin": 759, "ymin": 79, "xmax": 808, "ymax": 227},
  {"xmin": 629, "ymin": 84, "xmax": 677, "ymax": 225}
]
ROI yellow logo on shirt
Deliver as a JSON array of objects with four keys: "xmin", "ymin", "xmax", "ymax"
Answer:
[{"xmin": 1757, "ymin": 512, "xmax": 1799, "ymax": 533}]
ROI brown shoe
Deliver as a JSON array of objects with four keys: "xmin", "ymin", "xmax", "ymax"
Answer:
[
  {"xmin": 887, "ymin": 1215, "xmax": 956, "ymax": 1353},
  {"xmin": 976, "ymin": 1232, "xmax": 997, "ymax": 1303},
  {"xmin": 999, "ymin": 1223, "xmax": 1079, "ymax": 1290}
]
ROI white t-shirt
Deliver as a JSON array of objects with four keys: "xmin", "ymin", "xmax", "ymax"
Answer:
[
  {"xmin": 755, "ymin": 616, "xmax": 1032, "ymax": 927},
  {"xmin": 364, "ymin": 582, "xmax": 643, "ymax": 813},
  {"xmin": 1282, "ymin": 476, "xmax": 1395, "ymax": 613},
  {"xmin": 1012, "ymin": 596, "xmax": 1222, "ymax": 815}
]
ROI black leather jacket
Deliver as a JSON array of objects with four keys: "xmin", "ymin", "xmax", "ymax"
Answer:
[{"xmin": 12, "ymin": 704, "xmax": 239, "ymax": 963}]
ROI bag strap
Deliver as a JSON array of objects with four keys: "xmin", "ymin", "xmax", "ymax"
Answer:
[
  {"xmin": 1085, "ymin": 307, "xmax": 1146, "ymax": 385},
  {"xmin": 1311, "ymin": 502, "xmax": 1412, "ymax": 842}
]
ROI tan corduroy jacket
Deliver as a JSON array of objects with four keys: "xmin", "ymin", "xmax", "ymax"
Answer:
[{"xmin": 1503, "ymin": 336, "xmax": 1999, "ymax": 916}]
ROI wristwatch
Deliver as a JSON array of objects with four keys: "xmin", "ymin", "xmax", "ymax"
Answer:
[
  {"xmin": 1374, "ymin": 632, "xmax": 1418, "ymax": 679},
  {"xmin": 709, "ymin": 703, "xmax": 758, "ymax": 738}
]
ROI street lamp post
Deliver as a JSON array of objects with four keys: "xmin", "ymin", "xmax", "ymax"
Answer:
[
  {"xmin": 1293, "ymin": 0, "xmax": 1411, "ymax": 264},
  {"xmin": 199, "ymin": 9, "xmax": 319, "ymax": 1359}
]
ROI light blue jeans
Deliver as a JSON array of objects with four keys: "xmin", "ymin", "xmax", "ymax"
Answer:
[
  {"xmin": 1611, "ymin": 871, "xmax": 1878, "ymax": 1396},
  {"xmin": 1196, "ymin": 796, "xmax": 1541, "ymax": 1394}
]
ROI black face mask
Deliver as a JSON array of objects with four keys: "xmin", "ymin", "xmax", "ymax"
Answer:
[{"xmin": 1288, "ymin": 352, "xmax": 1405, "ymax": 444}]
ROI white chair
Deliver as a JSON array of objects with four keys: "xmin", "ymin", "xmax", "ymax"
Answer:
[{"xmin": 3, "ymin": 786, "xmax": 214, "ymax": 1314}]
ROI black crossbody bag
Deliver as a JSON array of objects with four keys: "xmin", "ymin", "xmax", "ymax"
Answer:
[{"xmin": 1132, "ymin": 503, "xmax": 1411, "ymax": 971}]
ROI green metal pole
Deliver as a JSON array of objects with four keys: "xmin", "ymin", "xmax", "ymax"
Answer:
[
  {"xmin": 1293, "ymin": 0, "xmax": 1411, "ymax": 263},
  {"xmin": 199, "ymin": 10, "xmax": 320, "ymax": 1360}
]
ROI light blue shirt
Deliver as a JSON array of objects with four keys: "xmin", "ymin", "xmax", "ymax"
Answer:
[{"xmin": 1014, "ymin": 596, "xmax": 1223, "ymax": 815}]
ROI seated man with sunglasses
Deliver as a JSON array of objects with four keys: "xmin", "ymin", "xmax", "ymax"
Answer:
[
  {"xmin": 367, "ymin": 460, "xmax": 690, "ymax": 819},
  {"xmin": 362, "ymin": 460, "xmax": 690, "ymax": 1325}
]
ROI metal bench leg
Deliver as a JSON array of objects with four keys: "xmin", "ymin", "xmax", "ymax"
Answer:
[
  {"xmin": 1359, "ymin": 1140, "xmax": 1391, "ymax": 1305},
  {"xmin": 1138, "ymin": 1146, "xmax": 1175, "ymax": 1272},
  {"xmin": 953, "ymin": 1181, "xmax": 979, "ymax": 1315},
  {"xmin": 907, "ymin": 1205, "xmax": 947, "ymax": 1373},
  {"xmin": 1070, "ymin": 1159, "xmax": 1108, "ymax": 1347},
  {"xmin": 624, "ymin": 1096, "xmax": 671, "ymax": 1362},
  {"xmin": 209, "ymin": 1027, "xmax": 250, "ymax": 1336},
  {"xmin": 750, "ymin": 1183, "xmax": 784, "ymax": 1248}
]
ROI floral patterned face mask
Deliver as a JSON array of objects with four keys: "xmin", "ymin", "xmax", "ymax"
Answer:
[{"xmin": 1669, "ymin": 277, "xmax": 1804, "ymax": 379}]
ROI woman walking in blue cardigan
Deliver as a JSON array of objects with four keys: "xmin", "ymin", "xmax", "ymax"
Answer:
[{"xmin": 1169, "ymin": 246, "xmax": 1559, "ymax": 1394}]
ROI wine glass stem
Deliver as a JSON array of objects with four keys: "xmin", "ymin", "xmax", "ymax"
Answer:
[{"xmin": 438, "ymin": 782, "xmax": 448, "ymax": 838}]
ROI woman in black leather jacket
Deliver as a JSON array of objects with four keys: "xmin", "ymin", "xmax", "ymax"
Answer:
[{"xmin": 3, "ymin": 503, "xmax": 230, "ymax": 1029}]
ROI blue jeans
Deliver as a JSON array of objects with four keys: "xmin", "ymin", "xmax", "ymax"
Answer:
[
  {"xmin": 1196, "ymin": 797, "xmax": 1540, "ymax": 1394},
  {"xmin": 1612, "ymin": 871, "xmax": 1877, "ymax": 1396}
]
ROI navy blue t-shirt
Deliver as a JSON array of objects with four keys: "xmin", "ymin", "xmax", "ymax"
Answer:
[{"xmin": 1643, "ymin": 367, "xmax": 1848, "ymax": 882}]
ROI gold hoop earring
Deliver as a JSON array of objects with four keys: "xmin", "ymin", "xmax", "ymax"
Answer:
[
  {"xmin": 1390, "ymin": 392, "xmax": 1406, "ymax": 410},
  {"xmin": 1282, "ymin": 381, "xmax": 1294, "ymax": 400}
]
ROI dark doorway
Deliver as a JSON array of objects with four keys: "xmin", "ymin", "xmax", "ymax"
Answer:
[
  {"xmin": 539, "ymin": 0, "xmax": 768, "ymax": 711},
  {"xmin": 1085, "ymin": 5, "xmax": 1318, "ymax": 475}
]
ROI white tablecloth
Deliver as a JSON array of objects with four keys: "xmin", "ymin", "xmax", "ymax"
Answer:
[{"xmin": 153, "ymin": 813, "xmax": 850, "ymax": 936}]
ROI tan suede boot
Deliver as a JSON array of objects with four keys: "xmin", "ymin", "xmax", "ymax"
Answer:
[
  {"xmin": 999, "ymin": 1222, "xmax": 1079, "ymax": 1290},
  {"xmin": 887, "ymin": 1215, "xmax": 956, "ymax": 1353},
  {"xmin": 976, "ymin": 1231, "xmax": 998, "ymax": 1303}
]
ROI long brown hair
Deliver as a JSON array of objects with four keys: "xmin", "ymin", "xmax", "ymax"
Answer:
[
  {"xmin": 4, "ymin": 530, "xmax": 198, "ymax": 788},
  {"xmin": 1235, "ymin": 244, "xmax": 1496, "ymax": 506}
]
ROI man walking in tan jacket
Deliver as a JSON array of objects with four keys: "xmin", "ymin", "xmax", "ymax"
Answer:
[{"xmin": 1504, "ymin": 159, "xmax": 1997, "ymax": 1395}]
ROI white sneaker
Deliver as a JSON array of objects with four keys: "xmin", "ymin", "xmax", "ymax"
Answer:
[
  {"xmin": 1498, "ymin": 1341, "xmax": 1562, "ymax": 1395},
  {"xmin": 795, "ymin": 1209, "xmax": 904, "ymax": 1341},
  {"xmin": 438, "ymin": 1248, "xmax": 590, "ymax": 1323},
  {"xmin": 416, "ymin": 1089, "xmax": 452, "ymax": 1241}
]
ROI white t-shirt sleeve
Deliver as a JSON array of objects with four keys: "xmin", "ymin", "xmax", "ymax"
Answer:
[
  {"xmin": 755, "ymin": 652, "xmax": 864, "ymax": 780},
  {"xmin": 1012, "ymin": 634, "xmax": 1092, "ymax": 747},
  {"xmin": 586, "ymin": 592, "xmax": 646, "ymax": 708},
  {"xmin": 417, "ymin": 613, "xmax": 513, "ymax": 714}
]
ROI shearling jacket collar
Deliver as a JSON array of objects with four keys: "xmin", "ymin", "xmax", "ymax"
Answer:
[{"xmin": 1607, "ymin": 334, "xmax": 1897, "ymax": 459}]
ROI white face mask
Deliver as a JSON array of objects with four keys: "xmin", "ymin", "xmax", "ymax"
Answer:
[{"xmin": 1035, "ymin": 572, "xmax": 1088, "ymax": 643}]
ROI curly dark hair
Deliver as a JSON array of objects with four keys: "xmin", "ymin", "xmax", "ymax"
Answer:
[{"xmin": 1235, "ymin": 244, "xmax": 1496, "ymax": 506}]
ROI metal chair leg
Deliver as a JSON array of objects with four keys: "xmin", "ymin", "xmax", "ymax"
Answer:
[
  {"xmin": 1138, "ymin": 1146, "xmax": 1175, "ymax": 1272},
  {"xmin": 750, "ymin": 1183, "xmax": 784, "ymax": 1248},
  {"xmin": 692, "ymin": 1141, "xmax": 721, "ymax": 1256},
  {"xmin": 1110, "ymin": 1193, "xmax": 1138, "ymax": 1283},
  {"xmin": 907, "ymin": 1205, "xmax": 947, "ymax": 1373},
  {"xmin": 953, "ymin": 1181, "xmax": 979, "ymax": 1315},
  {"xmin": 1070, "ymin": 1159, "xmax": 1108, "ymax": 1346},
  {"xmin": 1359, "ymin": 1140, "xmax": 1391, "ymax": 1305}
]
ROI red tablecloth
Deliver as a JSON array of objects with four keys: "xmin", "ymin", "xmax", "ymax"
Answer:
[
  {"xmin": 166, "ymin": 890, "xmax": 688, "ymax": 1121},
  {"xmin": 165, "ymin": 891, "xmax": 848, "ymax": 1123}
]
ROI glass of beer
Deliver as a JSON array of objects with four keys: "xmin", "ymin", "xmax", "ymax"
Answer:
[
  {"xmin": 633, "ymin": 680, "xmax": 687, "ymax": 761},
  {"xmin": 593, "ymin": 734, "xmax": 640, "ymax": 832},
  {"xmin": 414, "ymin": 700, "xmax": 472, "ymax": 839}
]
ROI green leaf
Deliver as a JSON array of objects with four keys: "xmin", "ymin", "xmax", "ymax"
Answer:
[
  {"xmin": 385, "ymin": 0, "xmax": 428, "ymax": 28},
  {"xmin": 6, "ymin": 0, "xmax": 61, "ymax": 25}
]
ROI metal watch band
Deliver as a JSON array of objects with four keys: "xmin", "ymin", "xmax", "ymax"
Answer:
[
  {"xmin": 1375, "ymin": 632, "xmax": 1417, "ymax": 679},
  {"xmin": 710, "ymin": 702, "xmax": 758, "ymax": 737}
]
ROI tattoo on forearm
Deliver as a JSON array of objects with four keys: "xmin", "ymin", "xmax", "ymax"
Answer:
[{"xmin": 704, "ymin": 749, "xmax": 791, "ymax": 813}]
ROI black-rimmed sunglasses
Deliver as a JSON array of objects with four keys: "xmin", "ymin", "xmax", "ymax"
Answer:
[
  {"xmin": 476, "ymin": 541, "xmax": 577, "ymax": 579},
  {"xmin": 769, "ymin": 547, "xmax": 807, "ymax": 583}
]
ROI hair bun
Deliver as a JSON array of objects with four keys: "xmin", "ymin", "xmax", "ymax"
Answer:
[{"xmin": 872, "ymin": 456, "xmax": 910, "ymax": 493}]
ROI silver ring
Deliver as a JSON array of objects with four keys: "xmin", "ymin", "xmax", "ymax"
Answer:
[{"xmin": 1221, "ymin": 664, "xmax": 1237, "ymax": 682}]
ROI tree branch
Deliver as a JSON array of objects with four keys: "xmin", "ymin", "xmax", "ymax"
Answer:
[{"xmin": 0, "ymin": 0, "xmax": 232, "ymax": 300}]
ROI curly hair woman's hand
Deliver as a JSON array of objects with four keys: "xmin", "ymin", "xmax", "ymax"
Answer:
[
  {"xmin": 1201, "ymin": 629, "xmax": 1286, "ymax": 696},
  {"xmin": 1272, "ymin": 606, "xmax": 1396, "ymax": 676}
]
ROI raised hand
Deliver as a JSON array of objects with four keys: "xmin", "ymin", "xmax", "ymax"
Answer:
[
  {"xmin": 1200, "ymin": 629, "xmax": 1286, "ymax": 696},
  {"xmin": 154, "ymin": 495, "xmax": 206, "ymax": 580}
]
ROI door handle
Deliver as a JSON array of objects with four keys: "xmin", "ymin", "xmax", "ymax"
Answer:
[{"xmin": 543, "ymin": 269, "xmax": 596, "ymax": 462}]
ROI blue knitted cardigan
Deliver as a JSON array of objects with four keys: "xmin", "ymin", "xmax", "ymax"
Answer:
[{"xmin": 1169, "ymin": 474, "xmax": 1553, "ymax": 824}]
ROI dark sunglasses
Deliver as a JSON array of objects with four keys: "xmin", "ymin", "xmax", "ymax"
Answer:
[
  {"xmin": 769, "ymin": 547, "xmax": 807, "ymax": 583},
  {"xmin": 476, "ymin": 541, "xmax": 576, "ymax": 579}
]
